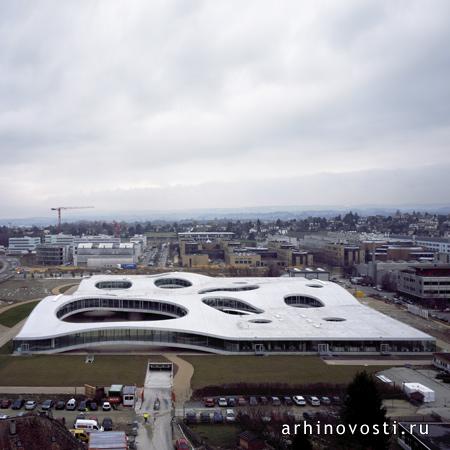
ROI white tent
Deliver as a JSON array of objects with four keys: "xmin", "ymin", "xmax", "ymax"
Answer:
[{"xmin": 403, "ymin": 382, "xmax": 435, "ymax": 403}]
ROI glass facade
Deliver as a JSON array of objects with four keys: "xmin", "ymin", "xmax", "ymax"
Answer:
[
  {"xmin": 13, "ymin": 329, "xmax": 435, "ymax": 354},
  {"xmin": 56, "ymin": 297, "xmax": 187, "ymax": 320}
]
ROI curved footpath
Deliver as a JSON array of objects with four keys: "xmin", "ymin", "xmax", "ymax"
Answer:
[{"xmin": 163, "ymin": 354, "xmax": 194, "ymax": 407}]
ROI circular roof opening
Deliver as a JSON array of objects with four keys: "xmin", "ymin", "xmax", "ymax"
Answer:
[
  {"xmin": 306, "ymin": 284, "xmax": 323, "ymax": 288},
  {"xmin": 323, "ymin": 317, "xmax": 346, "ymax": 322},
  {"xmin": 285, "ymin": 295, "xmax": 324, "ymax": 308},
  {"xmin": 154, "ymin": 278, "xmax": 192, "ymax": 289},
  {"xmin": 95, "ymin": 280, "xmax": 132, "ymax": 289},
  {"xmin": 248, "ymin": 319, "xmax": 272, "ymax": 324},
  {"xmin": 198, "ymin": 285, "xmax": 259, "ymax": 294}
]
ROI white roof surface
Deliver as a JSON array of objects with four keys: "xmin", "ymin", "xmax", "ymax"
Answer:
[{"xmin": 16, "ymin": 272, "xmax": 433, "ymax": 342}]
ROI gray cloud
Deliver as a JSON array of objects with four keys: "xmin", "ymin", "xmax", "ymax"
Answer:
[{"xmin": 0, "ymin": 0, "xmax": 449, "ymax": 218}]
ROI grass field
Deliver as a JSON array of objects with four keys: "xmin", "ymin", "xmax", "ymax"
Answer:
[
  {"xmin": 0, "ymin": 301, "xmax": 40, "ymax": 327},
  {"xmin": 0, "ymin": 355, "xmax": 168, "ymax": 386},
  {"xmin": 191, "ymin": 424, "xmax": 240, "ymax": 448},
  {"xmin": 183, "ymin": 355, "xmax": 389, "ymax": 389}
]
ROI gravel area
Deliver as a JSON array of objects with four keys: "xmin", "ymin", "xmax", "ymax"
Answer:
[{"xmin": 0, "ymin": 279, "xmax": 70, "ymax": 304}]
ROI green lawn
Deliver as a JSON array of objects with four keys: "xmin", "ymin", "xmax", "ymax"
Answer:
[
  {"xmin": 183, "ymin": 355, "xmax": 389, "ymax": 389},
  {"xmin": 0, "ymin": 355, "xmax": 168, "ymax": 386},
  {"xmin": 191, "ymin": 424, "xmax": 240, "ymax": 448},
  {"xmin": 0, "ymin": 301, "xmax": 40, "ymax": 327}
]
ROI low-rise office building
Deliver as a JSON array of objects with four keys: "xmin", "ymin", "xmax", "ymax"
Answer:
[
  {"xmin": 397, "ymin": 265, "xmax": 450, "ymax": 308},
  {"xmin": 44, "ymin": 233, "xmax": 75, "ymax": 247},
  {"xmin": 433, "ymin": 352, "xmax": 450, "ymax": 374},
  {"xmin": 8, "ymin": 237, "xmax": 41, "ymax": 254},
  {"xmin": 36, "ymin": 244, "xmax": 70, "ymax": 266}
]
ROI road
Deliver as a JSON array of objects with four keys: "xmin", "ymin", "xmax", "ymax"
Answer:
[
  {"xmin": 135, "ymin": 368, "xmax": 173, "ymax": 450},
  {"xmin": 0, "ymin": 256, "xmax": 19, "ymax": 283}
]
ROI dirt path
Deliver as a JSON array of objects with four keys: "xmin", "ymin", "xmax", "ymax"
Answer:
[
  {"xmin": 163, "ymin": 354, "xmax": 194, "ymax": 407},
  {"xmin": 51, "ymin": 283, "xmax": 79, "ymax": 295}
]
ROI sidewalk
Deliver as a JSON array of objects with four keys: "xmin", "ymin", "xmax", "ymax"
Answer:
[
  {"xmin": 0, "ymin": 319, "xmax": 26, "ymax": 348},
  {"xmin": 0, "ymin": 386, "xmax": 85, "ymax": 394}
]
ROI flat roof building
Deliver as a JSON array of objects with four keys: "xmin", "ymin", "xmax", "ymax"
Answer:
[
  {"xmin": 14, "ymin": 272, "xmax": 435, "ymax": 355},
  {"xmin": 8, "ymin": 237, "xmax": 41, "ymax": 254},
  {"xmin": 74, "ymin": 243, "xmax": 137, "ymax": 268}
]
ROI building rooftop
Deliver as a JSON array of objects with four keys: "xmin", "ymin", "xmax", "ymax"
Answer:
[{"xmin": 16, "ymin": 272, "xmax": 433, "ymax": 344}]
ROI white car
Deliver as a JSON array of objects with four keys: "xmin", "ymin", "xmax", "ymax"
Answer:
[
  {"xmin": 225, "ymin": 409, "xmax": 236, "ymax": 423},
  {"xmin": 102, "ymin": 401, "xmax": 112, "ymax": 411},
  {"xmin": 292, "ymin": 395, "xmax": 306, "ymax": 406},
  {"xmin": 218, "ymin": 397, "xmax": 227, "ymax": 407},
  {"xmin": 309, "ymin": 396, "xmax": 320, "ymax": 406}
]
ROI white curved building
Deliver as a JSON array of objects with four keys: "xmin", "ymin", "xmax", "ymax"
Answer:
[{"xmin": 13, "ymin": 273, "xmax": 435, "ymax": 355}]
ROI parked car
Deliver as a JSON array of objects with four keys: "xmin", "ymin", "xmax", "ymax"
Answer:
[
  {"xmin": 283, "ymin": 396, "xmax": 293, "ymax": 406},
  {"xmin": 66, "ymin": 399, "xmax": 77, "ymax": 411},
  {"xmin": 308, "ymin": 396, "xmax": 320, "ymax": 406},
  {"xmin": 292, "ymin": 395, "xmax": 306, "ymax": 406},
  {"xmin": 321, "ymin": 396, "xmax": 331, "ymax": 406},
  {"xmin": 271, "ymin": 396, "xmax": 281, "ymax": 406},
  {"xmin": 0, "ymin": 414, "xmax": 9, "ymax": 420},
  {"xmin": 213, "ymin": 410, "xmax": 223, "ymax": 423},
  {"xmin": 225, "ymin": 409, "xmax": 236, "ymax": 423},
  {"xmin": 260, "ymin": 396, "xmax": 268, "ymax": 405},
  {"xmin": 78, "ymin": 400, "xmax": 87, "ymax": 411},
  {"xmin": 237, "ymin": 397, "xmax": 247, "ymax": 406},
  {"xmin": 0, "ymin": 399, "xmax": 11, "ymax": 409},
  {"xmin": 331, "ymin": 396, "xmax": 342, "ymax": 405},
  {"xmin": 217, "ymin": 397, "xmax": 227, "ymax": 407},
  {"xmin": 102, "ymin": 417, "xmax": 113, "ymax": 431},
  {"xmin": 227, "ymin": 397, "xmax": 236, "ymax": 407},
  {"xmin": 185, "ymin": 410, "xmax": 196, "ymax": 424},
  {"xmin": 41, "ymin": 400, "xmax": 54, "ymax": 411},
  {"xmin": 200, "ymin": 411, "xmax": 210, "ymax": 423},
  {"xmin": 11, "ymin": 399, "xmax": 24, "ymax": 410},
  {"xmin": 102, "ymin": 401, "xmax": 112, "ymax": 411},
  {"xmin": 24, "ymin": 400, "xmax": 37, "ymax": 411},
  {"xmin": 203, "ymin": 397, "xmax": 215, "ymax": 407},
  {"xmin": 175, "ymin": 438, "xmax": 190, "ymax": 450},
  {"xmin": 88, "ymin": 401, "xmax": 98, "ymax": 411},
  {"xmin": 55, "ymin": 400, "xmax": 66, "ymax": 410},
  {"xmin": 249, "ymin": 396, "xmax": 258, "ymax": 406}
]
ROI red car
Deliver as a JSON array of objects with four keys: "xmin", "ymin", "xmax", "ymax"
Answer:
[
  {"xmin": 175, "ymin": 438, "xmax": 190, "ymax": 450},
  {"xmin": 237, "ymin": 396, "xmax": 247, "ymax": 406},
  {"xmin": 203, "ymin": 397, "xmax": 215, "ymax": 407},
  {"xmin": 0, "ymin": 399, "xmax": 11, "ymax": 409}
]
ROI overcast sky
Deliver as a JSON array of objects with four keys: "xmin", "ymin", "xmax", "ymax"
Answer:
[{"xmin": 1, "ymin": 0, "xmax": 449, "ymax": 219}]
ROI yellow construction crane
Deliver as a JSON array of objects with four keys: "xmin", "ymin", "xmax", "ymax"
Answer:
[{"xmin": 51, "ymin": 206, "xmax": 94, "ymax": 232}]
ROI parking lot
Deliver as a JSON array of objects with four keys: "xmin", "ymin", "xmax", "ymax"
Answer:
[
  {"xmin": 380, "ymin": 367, "xmax": 450, "ymax": 408},
  {"xmin": 0, "ymin": 396, "xmax": 136, "ymax": 437},
  {"xmin": 181, "ymin": 394, "xmax": 342, "ymax": 425}
]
